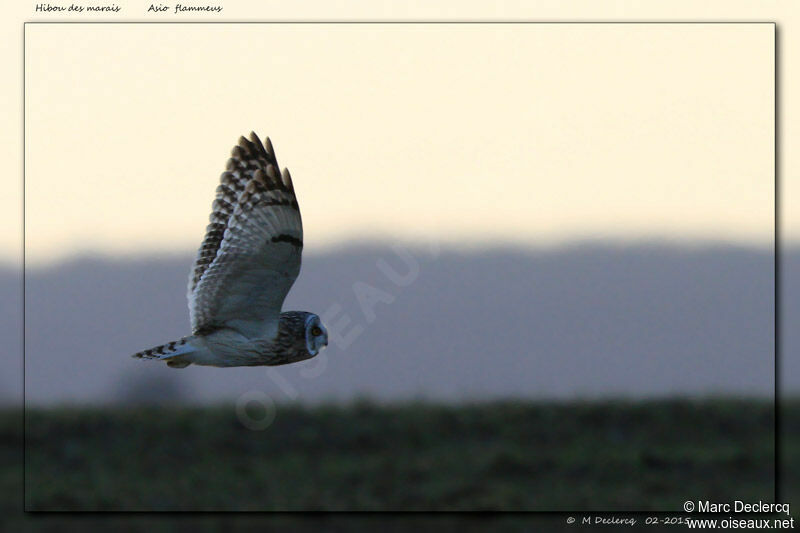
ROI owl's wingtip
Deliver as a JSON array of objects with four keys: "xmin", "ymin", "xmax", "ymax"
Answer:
[
  {"xmin": 241, "ymin": 131, "xmax": 274, "ymax": 161},
  {"xmin": 281, "ymin": 167, "xmax": 294, "ymax": 190}
]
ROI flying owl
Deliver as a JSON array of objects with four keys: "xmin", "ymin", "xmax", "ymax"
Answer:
[{"xmin": 132, "ymin": 132, "xmax": 328, "ymax": 368}]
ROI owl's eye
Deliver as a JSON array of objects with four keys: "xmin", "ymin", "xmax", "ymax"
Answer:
[{"xmin": 311, "ymin": 326, "xmax": 322, "ymax": 336}]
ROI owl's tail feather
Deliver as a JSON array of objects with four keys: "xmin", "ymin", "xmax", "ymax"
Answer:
[{"xmin": 131, "ymin": 336, "xmax": 196, "ymax": 368}]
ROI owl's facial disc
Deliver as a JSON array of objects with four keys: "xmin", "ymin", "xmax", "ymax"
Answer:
[{"xmin": 304, "ymin": 315, "xmax": 328, "ymax": 356}]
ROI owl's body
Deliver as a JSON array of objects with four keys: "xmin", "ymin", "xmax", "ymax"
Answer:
[{"xmin": 132, "ymin": 132, "xmax": 328, "ymax": 368}]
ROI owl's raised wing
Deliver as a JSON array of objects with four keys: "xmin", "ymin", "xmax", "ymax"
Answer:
[{"xmin": 188, "ymin": 132, "xmax": 303, "ymax": 340}]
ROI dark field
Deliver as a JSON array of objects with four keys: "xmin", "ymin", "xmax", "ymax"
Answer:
[{"xmin": 9, "ymin": 399, "xmax": 796, "ymax": 513}]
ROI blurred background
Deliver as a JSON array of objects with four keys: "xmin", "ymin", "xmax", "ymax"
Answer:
[
  {"xmin": 13, "ymin": 243, "xmax": 781, "ymax": 405},
  {"xmin": 10, "ymin": 23, "xmax": 793, "ymax": 511}
]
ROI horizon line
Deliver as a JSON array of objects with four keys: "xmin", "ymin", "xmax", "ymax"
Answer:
[{"xmin": 7, "ymin": 235, "xmax": 788, "ymax": 270}]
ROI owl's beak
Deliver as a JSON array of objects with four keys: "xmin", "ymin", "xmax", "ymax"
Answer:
[{"xmin": 321, "ymin": 326, "xmax": 329, "ymax": 350}]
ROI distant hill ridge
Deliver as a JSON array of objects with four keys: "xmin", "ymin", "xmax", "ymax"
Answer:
[{"xmin": 4, "ymin": 242, "xmax": 795, "ymax": 405}]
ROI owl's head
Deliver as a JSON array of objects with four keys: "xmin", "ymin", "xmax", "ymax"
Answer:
[
  {"xmin": 278, "ymin": 311, "xmax": 328, "ymax": 363},
  {"xmin": 304, "ymin": 313, "xmax": 328, "ymax": 356}
]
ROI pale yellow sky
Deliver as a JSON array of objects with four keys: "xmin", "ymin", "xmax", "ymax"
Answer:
[{"xmin": 6, "ymin": 3, "xmax": 792, "ymax": 265}]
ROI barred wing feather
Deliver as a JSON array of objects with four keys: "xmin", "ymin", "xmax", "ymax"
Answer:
[{"xmin": 187, "ymin": 132, "xmax": 303, "ymax": 340}]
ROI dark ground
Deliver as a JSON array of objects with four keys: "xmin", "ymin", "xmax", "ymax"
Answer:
[
  {"xmin": 2, "ymin": 398, "xmax": 797, "ymax": 531},
  {"xmin": 10, "ymin": 398, "xmax": 793, "ymax": 510}
]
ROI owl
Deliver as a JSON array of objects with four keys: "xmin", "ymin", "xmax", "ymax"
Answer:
[{"xmin": 132, "ymin": 132, "xmax": 328, "ymax": 368}]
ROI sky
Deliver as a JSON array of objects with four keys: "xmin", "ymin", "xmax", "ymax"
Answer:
[{"xmin": 21, "ymin": 22, "xmax": 774, "ymax": 265}]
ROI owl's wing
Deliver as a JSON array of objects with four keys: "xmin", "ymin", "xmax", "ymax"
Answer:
[{"xmin": 188, "ymin": 132, "xmax": 303, "ymax": 340}]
